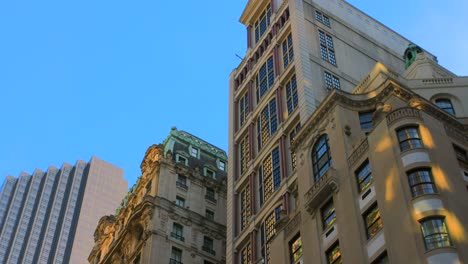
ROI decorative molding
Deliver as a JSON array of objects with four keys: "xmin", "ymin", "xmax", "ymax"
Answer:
[
  {"xmin": 284, "ymin": 212, "xmax": 301, "ymax": 237},
  {"xmin": 347, "ymin": 138, "xmax": 369, "ymax": 167},
  {"xmin": 386, "ymin": 107, "xmax": 422, "ymax": 126}
]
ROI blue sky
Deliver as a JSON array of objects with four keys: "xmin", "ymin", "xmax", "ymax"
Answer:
[{"xmin": 1, "ymin": 0, "xmax": 467, "ymax": 188}]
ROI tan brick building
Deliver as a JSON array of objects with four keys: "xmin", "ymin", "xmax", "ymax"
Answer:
[
  {"xmin": 227, "ymin": 0, "xmax": 467, "ymax": 264},
  {"xmin": 89, "ymin": 128, "xmax": 227, "ymax": 264}
]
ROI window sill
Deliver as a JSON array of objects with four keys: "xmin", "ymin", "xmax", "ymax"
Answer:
[{"xmin": 424, "ymin": 245, "xmax": 457, "ymax": 256}]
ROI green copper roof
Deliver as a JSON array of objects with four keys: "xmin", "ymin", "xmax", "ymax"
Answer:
[{"xmin": 404, "ymin": 43, "xmax": 423, "ymax": 69}]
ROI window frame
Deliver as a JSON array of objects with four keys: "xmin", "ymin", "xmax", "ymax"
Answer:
[
  {"xmin": 254, "ymin": 5, "xmax": 272, "ymax": 44},
  {"xmin": 258, "ymin": 147, "xmax": 281, "ymax": 206},
  {"xmin": 312, "ymin": 134, "xmax": 333, "ymax": 182},
  {"xmin": 324, "ymin": 71, "xmax": 340, "ymax": 90},
  {"xmin": 282, "ymin": 33, "xmax": 294, "ymax": 69},
  {"xmin": 318, "ymin": 30, "xmax": 336, "ymax": 65},
  {"xmin": 256, "ymin": 56, "xmax": 275, "ymax": 103},
  {"xmin": 363, "ymin": 203, "xmax": 383, "ymax": 239},
  {"xmin": 175, "ymin": 196, "xmax": 185, "ymax": 207},
  {"xmin": 171, "ymin": 223, "xmax": 184, "ymax": 241},
  {"xmin": 435, "ymin": 98, "xmax": 455, "ymax": 115},
  {"xmin": 420, "ymin": 217, "xmax": 452, "ymax": 250},
  {"xmin": 321, "ymin": 199, "xmax": 336, "ymax": 230},
  {"xmin": 239, "ymin": 92, "xmax": 250, "ymax": 127},
  {"xmin": 289, "ymin": 233, "xmax": 303, "ymax": 264},
  {"xmin": 315, "ymin": 10, "xmax": 331, "ymax": 27},
  {"xmin": 355, "ymin": 160, "xmax": 373, "ymax": 193},
  {"xmin": 407, "ymin": 168, "xmax": 437, "ymax": 198},
  {"xmin": 326, "ymin": 242, "xmax": 342, "ymax": 264},
  {"xmin": 285, "ymin": 75, "xmax": 298, "ymax": 115},
  {"xmin": 359, "ymin": 111, "xmax": 374, "ymax": 131},
  {"xmin": 397, "ymin": 126, "xmax": 423, "ymax": 152},
  {"xmin": 257, "ymin": 98, "xmax": 278, "ymax": 150},
  {"xmin": 206, "ymin": 209, "xmax": 214, "ymax": 221}
]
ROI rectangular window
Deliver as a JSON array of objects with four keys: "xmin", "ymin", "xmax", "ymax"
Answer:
[
  {"xmin": 257, "ymin": 98, "xmax": 278, "ymax": 150},
  {"xmin": 282, "ymin": 33, "xmax": 294, "ymax": 68},
  {"xmin": 315, "ymin": 10, "xmax": 331, "ymax": 27},
  {"xmin": 240, "ymin": 185, "xmax": 251, "ymax": 230},
  {"xmin": 326, "ymin": 242, "xmax": 342, "ymax": 264},
  {"xmin": 239, "ymin": 93, "xmax": 249, "ymax": 127},
  {"xmin": 219, "ymin": 161, "xmax": 226, "ymax": 171},
  {"xmin": 397, "ymin": 126, "xmax": 423, "ymax": 151},
  {"xmin": 170, "ymin": 247, "xmax": 182, "ymax": 263},
  {"xmin": 171, "ymin": 223, "xmax": 184, "ymax": 241},
  {"xmin": 255, "ymin": 5, "xmax": 272, "ymax": 43},
  {"xmin": 289, "ymin": 234, "xmax": 303, "ymax": 263},
  {"xmin": 364, "ymin": 203, "xmax": 383, "ymax": 239},
  {"xmin": 241, "ymin": 243, "xmax": 252, "ymax": 264},
  {"xmin": 319, "ymin": 30, "xmax": 336, "ymax": 65},
  {"xmin": 289, "ymin": 123, "xmax": 301, "ymax": 171},
  {"xmin": 240, "ymin": 134, "xmax": 250, "ymax": 175},
  {"xmin": 259, "ymin": 147, "xmax": 281, "ymax": 205},
  {"xmin": 256, "ymin": 56, "xmax": 275, "ymax": 103},
  {"xmin": 206, "ymin": 187, "xmax": 216, "ymax": 203},
  {"xmin": 324, "ymin": 71, "xmax": 340, "ymax": 90},
  {"xmin": 321, "ymin": 199, "xmax": 336, "ymax": 230},
  {"xmin": 420, "ymin": 217, "xmax": 452, "ymax": 250},
  {"xmin": 205, "ymin": 168, "xmax": 216, "ymax": 179},
  {"xmin": 453, "ymin": 144, "xmax": 467, "ymax": 168},
  {"xmin": 176, "ymin": 174, "xmax": 188, "ymax": 189},
  {"xmin": 202, "ymin": 236, "xmax": 215, "ymax": 255},
  {"xmin": 206, "ymin": 210, "xmax": 214, "ymax": 221},
  {"xmin": 175, "ymin": 196, "xmax": 185, "ymax": 207},
  {"xmin": 285, "ymin": 75, "xmax": 298, "ymax": 114},
  {"xmin": 407, "ymin": 168, "xmax": 437, "ymax": 197},
  {"xmin": 261, "ymin": 210, "xmax": 278, "ymax": 264},
  {"xmin": 356, "ymin": 160, "xmax": 373, "ymax": 192},
  {"xmin": 190, "ymin": 147, "xmax": 199, "ymax": 157},
  {"xmin": 177, "ymin": 155, "xmax": 187, "ymax": 165},
  {"xmin": 359, "ymin": 111, "xmax": 374, "ymax": 131}
]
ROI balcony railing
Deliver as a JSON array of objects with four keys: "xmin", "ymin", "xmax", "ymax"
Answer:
[
  {"xmin": 176, "ymin": 181, "xmax": 188, "ymax": 190},
  {"xmin": 202, "ymin": 245, "xmax": 216, "ymax": 255},
  {"xmin": 169, "ymin": 259, "xmax": 183, "ymax": 264},
  {"xmin": 205, "ymin": 195, "xmax": 217, "ymax": 203},
  {"xmin": 386, "ymin": 107, "xmax": 421, "ymax": 126},
  {"xmin": 304, "ymin": 168, "xmax": 339, "ymax": 215},
  {"xmin": 170, "ymin": 232, "xmax": 185, "ymax": 242}
]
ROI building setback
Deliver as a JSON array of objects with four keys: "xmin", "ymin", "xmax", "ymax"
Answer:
[
  {"xmin": 0, "ymin": 156, "xmax": 128, "ymax": 264},
  {"xmin": 89, "ymin": 128, "xmax": 227, "ymax": 264},
  {"xmin": 228, "ymin": 0, "xmax": 467, "ymax": 264}
]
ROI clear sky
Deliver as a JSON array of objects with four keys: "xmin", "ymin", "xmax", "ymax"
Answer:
[{"xmin": 1, "ymin": 0, "xmax": 467, "ymax": 189}]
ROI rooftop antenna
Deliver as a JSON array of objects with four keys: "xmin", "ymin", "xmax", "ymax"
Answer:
[{"xmin": 235, "ymin": 54, "xmax": 244, "ymax": 60}]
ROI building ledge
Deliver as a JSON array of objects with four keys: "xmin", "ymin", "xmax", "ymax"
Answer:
[{"xmin": 304, "ymin": 168, "xmax": 339, "ymax": 215}]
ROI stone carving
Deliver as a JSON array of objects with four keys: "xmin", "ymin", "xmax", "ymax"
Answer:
[
  {"xmin": 386, "ymin": 107, "xmax": 421, "ymax": 126},
  {"xmin": 140, "ymin": 144, "xmax": 164, "ymax": 174},
  {"xmin": 347, "ymin": 138, "xmax": 369, "ymax": 167}
]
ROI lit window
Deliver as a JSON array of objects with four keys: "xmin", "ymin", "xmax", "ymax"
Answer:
[
  {"xmin": 321, "ymin": 199, "xmax": 336, "ymax": 230},
  {"xmin": 206, "ymin": 210, "xmax": 214, "ymax": 221},
  {"xmin": 324, "ymin": 71, "xmax": 340, "ymax": 90},
  {"xmin": 258, "ymin": 147, "xmax": 281, "ymax": 205},
  {"xmin": 202, "ymin": 236, "xmax": 215, "ymax": 255},
  {"xmin": 190, "ymin": 147, "xmax": 199, "ymax": 157},
  {"xmin": 261, "ymin": 209, "xmax": 280, "ymax": 264},
  {"xmin": 355, "ymin": 160, "xmax": 373, "ymax": 192},
  {"xmin": 171, "ymin": 223, "xmax": 184, "ymax": 241},
  {"xmin": 241, "ymin": 243, "xmax": 252, "ymax": 264},
  {"xmin": 239, "ymin": 134, "xmax": 250, "ymax": 175},
  {"xmin": 420, "ymin": 217, "xmax": 452, "ymax": 250},
  {"xmin": 240, "ymin": 185, "xmax": 251, "ymax": 230},
  {"xmin": 282, "ymin": 33, "xmax": 294, "ymax": 68},
  {"xmin": 289, "ymin": 123, "xmax": 301, "ymax": 171},
  {"xmin": 257, "ymin": 98, "xmax": 278, "ymax": 150},
  {"xmin": 312, "ymin": 134, "xmax": 332, "ymax": 181},
  {"xmin": 285, "ymin": 75, "xmax": 298, "ymax": 114},
  {"xmin": 326, "ymin": 242, "xmax": 342, "ymax": 264},
  {"xmin": 256, "ymin": 56, "xmax": 275, "ymax": 103},
  {"xmin": 364, "ymin": 203, "xmax": 383, "ymax": 239},
  {"xmin": 319, "ymin": 30, "xmax": 336, "ymax": 65},
  {"xmin": 397, "ymin": 126, "xmax": 423, "ymax": 151},
  {"xmin": 239, "ymin": 93, "xmax": 249, "ymax": 127},
  {"xmin": 407, "ymin": 169, "xmax": 437, "ymax": 197},
  {"xmin": 175, "ymin": 196, "xmax": 185, "ymax": 207},
  {"xmin": 435, "ymin": 98, "xmax": 455, "ymax": 115},
  {"xmin": 359, "ymin": 111, "xmax": 374, "ymax": 131},
  {"xmin": 254, "ymin": 5, "xmax": 272, "ymax": 43},
  {"xmin": 289, "ymin": 234, "xmax": 303, "ymax": 263},
  {"xmin": 170, "ymin": 247, "xmax": 182, "ymax": 264},
  {"xmin": 315, "ymin": 10, "xmax": 331, "ymax": 27}
]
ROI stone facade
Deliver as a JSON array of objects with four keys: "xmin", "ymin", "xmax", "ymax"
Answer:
[{"xmin": 89, "ymin": 128, "xmax": 227, "ymax": 264}]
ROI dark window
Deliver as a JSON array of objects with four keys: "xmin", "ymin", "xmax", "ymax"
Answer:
[
  {"xmin": 356, "ymin": 160, "xmax": 373, "ymax": 192},
  {"xmin": 324, "ymin": 71, "xmax": 340, "ymax": 90},
  {"xmin": 177, "ymin": 156, "xmax": 187, "ymax": 165},
  {"xmin": 176, "ymin": 174, "xmax": 188, "ymax": 189},
  {"xmin": 420, "ymin": 217, "xmax": 452, "ymax": 250},
  {"xmin": 205, "ymin": 187, "xmax": 216, "ymax": 202},
  {"xmin": 371, "ymin": 251, "xmax": 389, "ymax": 264},
  {"xmin": 190, "ymin": 147, "xmax": 198, "ymax": 157},
  {"xmin": 397, "ymin": 126, "xmax": 423, "ymax": 151},
  {"xmin": 285, "ymin": 75, "xmax": 298, "ymax": 114},
  {"xmin": 364, "ymin": 203, "xmax": 383, "ymax": 239},
  {"xmin": 205, "ymin": 168, "xmax": 215, "ymax": 178},
  {"xmin": 283, "ymin": 33, "xmax": 294, "ymax": 68},
  {"xmin": 289, "ymin": 234, "xmax": 303, "ymax": 263},
  {"xmin": 359, "ymin": 111, "xmax": 374, "ymax": 131},
  {"xmin": 204, "ymin": 261, "xmax": 214, "ymax": 264},
  {"xmin": 256, "ymin": 56, "xmax": 275, "ymax": 103},
  {"xmin": 326, "ymin": 242, "xmax": 342, "ymax": 264},
  {"xmin": 206, "ymin": 210, "xmax": 214, "ymax": 221},
  {"xmin": 453, "ymin": 144, "xmax": 467, "ymax": 168},
  {"xmin": 239, "ymin": 93, "xmax": 249, "ymax": 127},
  {"xmin": 175, "ymin": 196, "xmax": 185, "ymax": 207},
  {"xmin": 257, "ymin": 98, "xmax": 278, "ymax": 150},
  {"xmin": 170, "ymin": 247, "xmax": 182, "ymax": 264},
  {"xmin": 435, "ymin": 98, "xmax": 455, "ymax": 115},
  {"xmin": 259, "ymin": 147, "xmax": 281, "ymax": 205},
  {"xmin": 202, "ymin": 236, "xmax": 215, "ymax": 255},
  {"xmin": 171, "ymin": 223, "xmax": 184, "ymax": 241},
  {"xmin": 321, "ymin": 199, "xmax": 336, "ymax": 230},
  {"xmin": 319, "ymin": 30, "xmax": 336, "ymax": 65},
  {"xmin": 289, "ymin": 123, "xmax": 302, "ymax": 171},
  {"xmin": 254, "ymin": 5, "xmax": 272, "ymax": 43},
  {"xmin": 407, "ymin": 169, "xmax": 437, "ymax": 197},
  {"xmin": 312, "ymin": 134, "xmax": 332, "ymax": 181},
  {"xmin": 315, "ymin": 10, "xmax": 331, "ymax": 27}
]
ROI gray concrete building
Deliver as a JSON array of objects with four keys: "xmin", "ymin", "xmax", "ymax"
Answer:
[
  {"xmin": 227, "ymin": 0, "xmax": 467, "ymax": 264},
  {"xmin": 89, "ymin": 128, "xmax": 227, "ymax": 264},
  {"xmin": 0, "ymin": 156, "xmax": 128, "ymax": 264}
]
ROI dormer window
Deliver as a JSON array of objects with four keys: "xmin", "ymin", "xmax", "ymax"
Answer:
[
  {"xmin": 176, "ymin": 155, "xmax": 188, "ymax": 166},
  {"xmin": 218, "ymin": 161, "xmax": 226, "ymax": 171},
  {"xmin": 204, "ymin": 168, "xmax": 216, "ymax": 179},
  {"xmin": 190, "ymin": 147, "xmax": 199, "ymax": 157}
]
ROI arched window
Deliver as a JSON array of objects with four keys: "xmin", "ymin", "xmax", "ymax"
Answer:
[
  {"xmin": 435, "ymin": 98, "xmax": 455, "ymax": 115},
  {"xmin": 312, "ymin": 134, "xmax": 332, "ymax": 181}
]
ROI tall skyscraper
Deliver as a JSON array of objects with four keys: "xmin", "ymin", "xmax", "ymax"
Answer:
[
  {"xmin": 0, "ymin": 156, "xmax": 128, "ymax": 264},
  {"xmin": 89, "ymin": 128, "xmax": 227, "ymax": 264},
  {"xmin": 228, "ymin": 0, "xmax": 467, "ymax": 264}
]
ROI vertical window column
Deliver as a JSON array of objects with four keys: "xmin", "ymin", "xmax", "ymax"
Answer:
[
  {"xmin": 250, "ymin": 173, "xmax": 256, "ymax": 215},
  {"xmin": 273, "ymin": 45, "xmax": 281, "ymax": 78}
]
